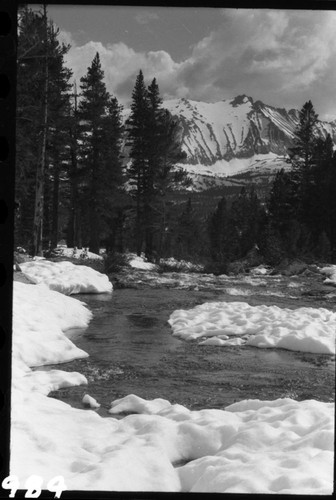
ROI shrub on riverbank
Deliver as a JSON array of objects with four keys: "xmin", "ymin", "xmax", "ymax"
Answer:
[{"xmin": 104, "ymin": 251, "xmax": 129, "ymax": 273}]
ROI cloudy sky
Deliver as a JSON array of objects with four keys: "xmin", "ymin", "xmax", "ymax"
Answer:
[{"xmin": 47, "ymin": 5, "xmax": 336, "ymax": 121}]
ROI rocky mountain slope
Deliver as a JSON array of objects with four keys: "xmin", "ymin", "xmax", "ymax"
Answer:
[
  {"xmin": 122, "ymin": 95, "xmax": 336, "ymax": 192},
  {"xmin": 164, "ymin": 95, "xmax": 336, "ymax": 166}
]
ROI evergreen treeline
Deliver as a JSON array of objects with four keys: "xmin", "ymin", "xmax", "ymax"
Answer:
[
  {"xmin": 207, "ymin": 100, "xmax": 336, "ymax": 270},
  {"xmin": 263, "ymin": 101, "xmax": 336, "ymax": 264},
  {"xmin": 126, "ymin": 70, "xmax": 189, "ymax": 260},
  {"xmin": 16, "ymin": 5, "xmax": 73, "ymax": 254},
  {"xmin": 15, "ymin": 6, "xmax": 188, "ymax": 260},
  {"xmin": 16, "ymin": 6, "xmax": 336, "ymax": 268}
]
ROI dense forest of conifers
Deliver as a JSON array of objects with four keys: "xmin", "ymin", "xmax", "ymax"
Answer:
[{"xmin": 16, "ymin": 6, "xmax": 336, "ymax": 269}]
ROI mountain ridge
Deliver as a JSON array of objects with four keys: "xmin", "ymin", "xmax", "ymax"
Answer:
[
  {"xmin": 122, "ymin": 95, "xmax": 336, "ymax": 192},
  {"xmin": 163, "ymin": 95, "xmax": 336, "ymax": 167}
]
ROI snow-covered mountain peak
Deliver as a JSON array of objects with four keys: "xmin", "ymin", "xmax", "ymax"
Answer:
[
  {"xmin": 163, "ymin": 96, "xmax": 336, "ymax": 168},
  {"xmin": 122, "ymin": 95, "xmax": 336, "ymax": 190}
]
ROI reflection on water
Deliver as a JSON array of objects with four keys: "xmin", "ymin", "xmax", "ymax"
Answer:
[
  {"xmin": 75, "ymin": 290, "xmax": 184, "ymax": 366},
  {"xmin": 127, "ymin": 313, "xmax": 161, "ymax": 328}
]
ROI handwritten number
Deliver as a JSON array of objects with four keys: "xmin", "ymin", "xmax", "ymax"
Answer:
[
  {"xmin": 1, "ymin": 475, "xmax": 66, "ymax": 498},
  {"xmin": 24, "ymin": 475, "xmax": 43, "ymax": 498},
  {"xmin": 1, "ymin": 475, "xmax": 20, "ymax": 498},
  {"xmin": 46, "ymin": 476, "xmax": 66, "ymax": 499}
]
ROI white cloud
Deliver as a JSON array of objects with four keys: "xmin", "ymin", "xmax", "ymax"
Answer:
[
  {"xmin": 62, "ymin": 9, "xmax": 336, "ymax": 119},
  {"xmin": 177, "ymin": 9, "xmax": 336, "ymax": 118},
  {"xmin": 64, "ymin": 37, "xmax": 182, "ymax": 105}
]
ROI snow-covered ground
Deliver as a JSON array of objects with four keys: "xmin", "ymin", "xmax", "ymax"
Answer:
[
  {"xmin": 249, "ymin": 264, "xmax": 271, "ymax": 275},
  {"xmin": 169, "ymin": 301, "xmax": 336, "ymax": 354},
  {"xmin": 108, "ymin": 394, "xmax": 334, "ymax": 494},
  {"xmin": 10, "ymin": 262, "xmax": 334, "ymax": 493},
  {"xmin": 127, "ymin": 253, "xmax": 204, "ymax": 273},
  {"xmin": 53, "ymin": 245, "xmax": 104, "ymax": 260},
  {"xmin": 12, "ymin": 282, "xmax": 91, "ymax": 370},
  {"xmin": 127, "ymin": 253, "xmax": 157, "ymax": 271},
  {"xmin": 19, "ymin": 259, "xmax": 112, "ymax": 295},
  {"xmin": 159, "ymin": 256, "xmax": 204, "ymax": 272},
  {"xmin": 82, "ymin": 394, "xmax": 101, "ymax": 409}
]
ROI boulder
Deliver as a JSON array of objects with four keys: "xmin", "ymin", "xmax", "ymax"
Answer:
[{"xmin": 274, "ymin": 259, "xmax": 308, "ymax": 276}]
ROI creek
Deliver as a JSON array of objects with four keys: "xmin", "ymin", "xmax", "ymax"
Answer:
[{"xmin": 48, "ymin": 274, "xmax": 335, "ymax": 416}]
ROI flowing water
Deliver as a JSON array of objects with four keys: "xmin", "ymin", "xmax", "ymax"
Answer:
[{"xmin": 48, "ymin": 273, "xmax": 335, "ymax": 416}]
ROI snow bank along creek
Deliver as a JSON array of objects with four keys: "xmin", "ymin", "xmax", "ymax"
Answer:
[
  {"xmin": 48, "ymin": 289, "xmax": 334, "ymax": 415},
  {"xmin": 12, "ymin": 260, "xmax": 335, "ymax": 493}
]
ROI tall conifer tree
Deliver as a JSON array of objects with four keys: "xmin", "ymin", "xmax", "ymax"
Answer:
[
  {"xmin": 143, "ymin": 78, "xmax": 162, "ymax": 259},
  {"xmin": 45, "ymin": 23, "xmax": 72, "ymax": 248},
  {"xmin": 16, "ymin": 6, "xmax": 45, "ymax": 249},
  {"xmin": 16, "ymin": 6, "xmax": 72, "ymax": 254},
  {"xmin": 67, "ymin": 82, "xmax": 80, "ymax": 247},
  {"xmin": 127, "ymin": 71, "xmax": 188, "ymax": 259},
  {"xmin": 288, "ymin": 101, "xmax": 319, "ymax": 221},
  {"xmin": 289, "ymin": 101, "xmax": 319, "ymax": 175},
  {"xmin": 79, "ymin": 52, "xmax": 123, "ymax": 253},
  {"xmin": 127, "ymin": 69, "xmax": 149, "ymax": 255}
]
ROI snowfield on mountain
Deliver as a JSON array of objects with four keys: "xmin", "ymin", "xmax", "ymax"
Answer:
[
  {"xmin": 122, "ymin": 94, "xmax": 336, "ymax": 191},
  {"xmin": 179, "ymin": 153, "xmax": 289, "ymax": 180},
  {"xmin": 163, "ymin": 95, "xmax": 336, "ymax": 166}
]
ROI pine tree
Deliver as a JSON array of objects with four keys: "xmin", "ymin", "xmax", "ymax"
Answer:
[
  {"xmin": 208, "ymin": 196, "xmax": 240, "ymax": 265},
  {"xmin": 258, "ymin": 222, "xmax": 285, "ymax": 266},
  {"xmin": 230, "ymin": 187, "xmax": 264, "ymax": 258},
  {"xmin": 67, "ymin": 82, "xmax": 80, "ymax": 247},
  {"xmin": 287, "ymin": 101, "xmax": 319, "ymax": 227},
  {"xmin": 208, "ymin": 196, "xmax": 229, "ymax": 263},
  {"xmin": 143, "ymin": 78, "xmax": 162, "ymax": 259},
  {"xmin": 266, "ymin": 169, "xmax": 302, "ymax": 257},
  {"xmin": 16, "ymin": 6, "xmax": 45, "ymax": 249},
  {"xmin": 267, "ymin": 169, "xmax": 298, "ymax": 231},
  {"xmin": 79, "ymin": 52, "xmax": 122, "ymax": 254},
  {"xmin": 289, "ymin": 100, "xmax": 319, "ymax": 175},
  {"xmin": 127, "ymin": 69, "xmax": 150, "ymax": 255},
  {"xmin": 147, "ymin": 81, "xmax": 189, "ymax": 260},
  {"xmin": 316, "ymin": 231, "xmax": 332, "ymax": 262},
  {"xmin": 97, "ymin": 95, "xmax": 124, "ymax": 243},
  {"xmin": 310, "ymin": 136, "xmax": 336, "ymax": 258},
  {"xmin": 155, "ymin": 109, "xmax": 188, "ymax": 190},
  {"xmin": 127, "ymin": 72, "xmax": 188, "ymax": 259},
  {"xmin": 31, "ymin": 3, "xmax": 49, "ymax": 256},
  {"xmin": 16, "ymin": 6, "xmax": 72, "ymax": 254},
  {"xmin": 263, "ymin": 102, "xmax": 336, "ymax": 263},
  {"xmin": 152, "ymin": 110, "xmax": 189, "ymax": 259},
  {"xmin": 45, "ymin": 23, "xmax": 72, "ymax": 248},
  {"xmin": 313, "ymin": 134, "xmax": 334, "ymax": 164},
  {"xmin": 147, "ymin": 109, "xmax": 188, "ymax": 260},
  {"xmin": 173, "ymin": 198, "xmax": 201, "ymax": 260}
]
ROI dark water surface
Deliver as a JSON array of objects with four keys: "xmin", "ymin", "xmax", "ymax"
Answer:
[{"xmin": 49, "ymin": 280, "xmax": 335, "ymax": 416}]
